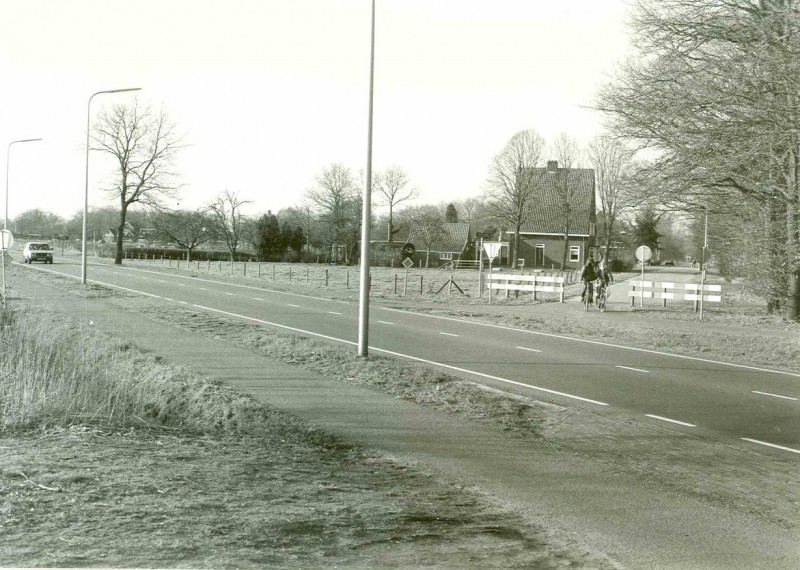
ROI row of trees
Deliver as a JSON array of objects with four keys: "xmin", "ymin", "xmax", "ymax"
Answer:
[{"xmin": 596, "ymin": 0, "xmax": 800, "ymax": 318}]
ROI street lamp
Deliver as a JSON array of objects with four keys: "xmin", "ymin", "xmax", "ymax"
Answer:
[
  {"xmin": 357, "ymin": 0, "xmax": 376, "ymax": 357},
  {"xmin": 3, "ymin": 138, "xmax": 42, "ymax": 310},
  {"xmin": 5, "ymin": 138, "xmax": 42, "ymax": 230},
  {"xmin": 81, "ymin": 88, "xmax": 141, "ymax": 285}
]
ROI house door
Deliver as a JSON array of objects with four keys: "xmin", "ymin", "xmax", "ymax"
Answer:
[{"xmin": 534, "ymin": 244, "xmax": 545, "ymax": 267}]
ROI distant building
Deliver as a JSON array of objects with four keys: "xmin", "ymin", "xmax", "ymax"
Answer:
[
  {"xmin": 406, "ymin": 222, "xmax": 471, "ymax": 267},
  {"xmin": 509, "ymin": 160, "xmax": 596, "ymax": 269}
]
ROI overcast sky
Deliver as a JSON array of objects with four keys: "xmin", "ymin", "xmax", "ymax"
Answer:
[{"xmin": 0, "ymin": 0, "xmax": 631, "ymax": 221}]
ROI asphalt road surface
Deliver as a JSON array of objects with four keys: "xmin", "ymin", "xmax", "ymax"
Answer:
[{"xmin": 26, "ymin": 257, "xmax": 800, "ymax": 456}]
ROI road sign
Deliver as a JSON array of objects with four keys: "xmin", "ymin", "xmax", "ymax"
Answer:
[
  {"xmin": 635, "ymin": 245, "xmax": 652, "ymax": 262},
  {"xmin": 0, "ymin": 229, "xmax": 13, "ymax": 250},
  {"xmin": 483, "ymin": 241, "xmax": 503, "ymax": 259},
  {"xmin": 401, "ymin": 243, "xmax": 415, "ymax": 258},
  {"xmin": 402, "ymin": 257, "xmax": 414, "ymax": 269}
]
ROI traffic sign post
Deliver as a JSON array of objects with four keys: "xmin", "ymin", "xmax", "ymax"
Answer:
[
  {"xmin": 483, "ymin": 241, "xmax": 503, "ymax": 303},
  {"xmin": 402, "ymin": 256, "xmax": 413, "ymax": 296},
  {"xmin": 634, "ymin": 245, "xmax": 652, "ymax": 308}
]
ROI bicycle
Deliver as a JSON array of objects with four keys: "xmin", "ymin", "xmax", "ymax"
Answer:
[
  {"xmin": 582, "ymin": 279, "xmax": 595, "ymax": 311},
  {"xmin": 596, "ymin": 280, "xmax": 607, "ymax": 312}
]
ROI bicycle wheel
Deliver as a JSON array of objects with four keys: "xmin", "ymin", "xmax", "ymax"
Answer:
[{"xmin": 598, "ymin": 286, "xmax": 606, "ymax": 312}]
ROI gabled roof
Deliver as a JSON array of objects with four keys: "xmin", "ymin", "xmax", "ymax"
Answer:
[
  {"xmin": 407, "ymin": 222, "xmax": 471, "ymax": 254},
  {"xmin": 518, "ymin": 165, "xmax": 595, "ymax": 235}
]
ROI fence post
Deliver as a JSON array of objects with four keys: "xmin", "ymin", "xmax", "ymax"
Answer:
[
  {"xmin": 306, "ymin": 267, "xmax": 309, "ymax": 283},
  {"xmin": 272, "ymin": 265, "xmax": 275, "ymax": 280},
  {"xmin": 244, "ymin": 261, "xmax": 247, "ymax": 278},
  {"xmin": 196, "ymin": 259, "xmax": 200, "ymax": 271},
  {"xmin": 346, "ymin": 269, "xmax": 349, "ymax": 289},
  {"xmin": 218, "ymin": 260, "xmax": 222, "ymax": 272},
  {"xmin": 631, "ymin": 283, "xmax": 636, "ymax": 307},
  {"xmin": 289, "ymin": 266, "xmax": 292, "ymax": 281},
  {"xmin": 663, "ymin": 284, "xmax": 667, "ymax": 308},
  {"xmin": 258, "ymin": 263, "xmax": 262, "ymax": 279},
  {"xmin": 326, "ymin": 269, "xmax": 329, "ymax": 286},
  {"xmin": 394, "ymin": 273, "xmax": 397, "ymax": 295},
  {"xmin": 169, "ymin": 257, "xmax": 172, "ymax": 267},
  {"xmin": 533, "ymin": 274, "xmax": 537, "ymax": 301},
  {"xmin": 420, "ymin": 275, "xmax": 423, "ymax": 295}
]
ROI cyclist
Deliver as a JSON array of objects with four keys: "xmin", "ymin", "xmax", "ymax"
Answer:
[{"xmin": 579, "ymin": 258, "xmax": 599, "ymax": 305}]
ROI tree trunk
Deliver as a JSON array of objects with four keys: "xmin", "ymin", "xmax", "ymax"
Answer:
[{"xmin": 114, "ymin": 206, "xmax": 128, "ymax": 265}]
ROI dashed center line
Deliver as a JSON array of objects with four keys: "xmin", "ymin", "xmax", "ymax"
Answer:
[
  {"xmin": 439, "ymin": 332, "xmax": 459, "ymax": 337},
  {"xmin": 617, "ymin": 365, "xmax": 650, "ymax": 373},
  {"xmin": 378, "ymin": 321, "xmax": 395, "ymax": 325},
  {"xmin": 645, "ymin": 414, "xmax": 695, "ymax": 427},
  {"xmin": 516, "ymin": 346, "xmax": 542, "ymax": 353},
  {"xmin": 225, "ymin": 293, "xmax": 234, "ymax": 296},
  {"xmin": 287, "ymin": 304, "xmax": 300, "ymax": 308},
  {"xmin": 253, "ymin": 297, "xmax": 264, "ymax": 301},
  {"xmin": 741, "ymin": 438, "xmax": 800, "ymax": 454},
  {"xmin": 199, "ymin": 287, "xmax": 208, "ymax": 291},
  {"xmin": 328, "ymin": 311, "xmax": 342, "ymax": 315},
  {"xmin": 752, "ymin": 390, "xmax": 798, "ymax": 401}
]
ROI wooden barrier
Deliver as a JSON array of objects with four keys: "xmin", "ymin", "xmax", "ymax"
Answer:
[
  {"xmin": 487, "ymin": 273, "xmax": 566, "ymax": 303},
  {"xmin": 629, "ymin": 281, "xmax": 722, "ymax": 309}
]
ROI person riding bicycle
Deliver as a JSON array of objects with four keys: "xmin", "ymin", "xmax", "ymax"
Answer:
[
  {"xmin": 595, "ymin": 260, "xmax": 613, "ymax": 304},
  {"xmin": 579, "ymin": 258, "xmax": 599, "ymax": 305}
]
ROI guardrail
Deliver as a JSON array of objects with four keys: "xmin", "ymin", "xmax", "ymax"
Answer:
[
  {"xmin": 487, "ymin": 273, "xmax": 566, "ymax": 302},
  {"xmin": 629, "ymin": 280, "xmax": 722, "ymax": 310}
]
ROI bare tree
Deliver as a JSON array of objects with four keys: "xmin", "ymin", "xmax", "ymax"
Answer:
[
  {"xmin": 306, "ymin": 163, "xmax": 360, "ymax": 262},
  {"xmin": 552, "ymin": 132, "xmax": 582, "ymax": 268},
  {"xmin": 587, "ymin": 135, "xmax": 638, "ymax": 262},
  {"xmin": 208, "ymin": 190, "xmax": 252, "ymax": 261},
  {"xmin": 399, "ymin": 204, "xmax": 446, "ymax": 268},
  {"xmin": 92, "ymin": 100, "xmax": 182, "ymax": 264},
  {"xmin": 374, "ymin": 165, "xmax": 417, "ymax": 241},
  {"xmin": 484, "ymin": 129, "xmax": 546, "ymax": 268},
  {"xmin": 153, "ymin": 209, "xmax": 215, "ymax": 262},
  {"xmin": 596, "ymin": 0, "xmax": 800, "ymax": 317}
]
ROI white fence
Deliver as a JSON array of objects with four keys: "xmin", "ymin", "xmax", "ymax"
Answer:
[
  {"xmin": 487, "ymin": 273, "xmax": 566, "ymax": 302},
  {"xmin": 629, "ymin": 280, "xmax": 722, "ymax": 309}
]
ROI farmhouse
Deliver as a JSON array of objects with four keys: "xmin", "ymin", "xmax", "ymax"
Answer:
[
  {"xmin": 406, "ymin": 222, "xmax": 471, "ymax": 268},
  {"xmin": 510, "ymin": 160, "xmax": 596, "ymax": 269}
]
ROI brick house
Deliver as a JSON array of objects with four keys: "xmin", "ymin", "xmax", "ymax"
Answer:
[
  {"xmin": 406, "ymin": 222, "xmax": 471, "ymax": 267},
  {"xmin": 510, "ymin": 160, "xmax": 596, "ymax": 269}
]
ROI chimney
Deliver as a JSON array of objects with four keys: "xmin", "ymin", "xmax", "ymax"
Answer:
[{"xmin": 546, "ymin": 160, "xmax": 558, "ymax": 174}]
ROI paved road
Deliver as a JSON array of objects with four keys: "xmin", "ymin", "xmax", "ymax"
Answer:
[
  {"xmin": 13, "ymin": 260, "xmax": 799, "ymax": 569},
  {"xmin": 23, "ymin": 257, "xmax": 800, "ymax": 456}
]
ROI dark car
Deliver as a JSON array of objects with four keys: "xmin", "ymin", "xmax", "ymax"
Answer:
[
  {"xmin": 22, "ymin": 241, "xmax": 54, "ymax": 264},
  {"xmin": 664, "ymin": 260, "xmax": 675, "ymax": 267}
]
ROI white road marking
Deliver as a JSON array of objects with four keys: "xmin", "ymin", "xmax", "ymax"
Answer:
[
  {"xmin": 158, "ymin": 280, "xmax": 166, "ymax": 283},
  {"xmin": 645, "ymin": 414, "xmax": 696, "ymax": 427},
  {"xmin": 439, "ymin": 332, "xmax": 459, "ymax": 337},
  {"xmin": 253, "ymin": 297, "xmax": 264, "ymax": 301},
  {"xmin": 741, "ymin": 438, "xmax": 800, "ymax": 454},
  {"xmin": 617, "ymin": 365, "xmax": 650, "ymax": 373},
  {"xmin": 379, "ymin": 307, "xmax": 800, "ymax": 378},
  {"xmin": 287, "ymin": 304, "xmax": 300, "ymax": 308},
  {"xmin": 225, "ymin": 292, "xmax": 234, "ymax": 296},
  {"xmin": 141, "ymin": 277, "xmax": 149, "ymax": 280},
  {"xmin": 328, "ymin": 311, "xmax": 342, "ymax": 315},
  {"xmin": 178, "ymin": 301, "xmax": 188, "ymax": 305},
  {"xmin": 516, "ymin": 346, "xmax": 542, "ymax": 353},
  {"xmin": 752, "ymin": 390, "xmax": 798, "ymax": 401},
  {"xmin": 199, "ymin": 287, "xmax": 208, "ymax": 291},
  {"xmin": 378, "ymin": 321, "xmax": 395, "ymax": 325}
]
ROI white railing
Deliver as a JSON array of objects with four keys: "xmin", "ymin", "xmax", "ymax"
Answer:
[
  {"xmin": 629, "ymin": 280, "xmax": 722, "ymax": 309},
  {"xmin": 487, "ymin": 273, "xmax": 566, "ymax": 303}
]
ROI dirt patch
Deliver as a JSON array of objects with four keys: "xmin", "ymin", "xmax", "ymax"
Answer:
[{"xmin": 0, "ymin": 426, "xmax": 608, "ymax": 568}]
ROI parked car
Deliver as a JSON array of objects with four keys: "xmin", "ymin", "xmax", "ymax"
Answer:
[
  {"xmin": 22, "ymin": 241, "xmax": 54, "ymax": 264},
  {"xmin": 664, "ymin": 260, "xmax": 675, "ymax": 267}
]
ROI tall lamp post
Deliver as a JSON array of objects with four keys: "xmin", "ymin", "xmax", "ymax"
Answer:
[
  {"xmin": 81, "ymin": 87, "xmax": 141, "ymax": 285},
  {"xmin": 357, "ymin": 0, "xmax": 376, "ymax": 357},
  {"xmin": 5, "ymin": 138, "xmax": 42, "ymax": 230},
  {"xmin": 3, "ymin": 138, "xmax": 42, "ymax": 309}
]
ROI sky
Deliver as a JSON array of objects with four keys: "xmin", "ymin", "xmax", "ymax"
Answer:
[{"xmin": 0, "ymin": 0, "xmax": 632, "ymax": 222}]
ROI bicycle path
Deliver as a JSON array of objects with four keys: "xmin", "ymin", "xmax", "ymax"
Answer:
[{"xmin": 13, "ymin": 272, "xmax": 799, "ymax": 569}]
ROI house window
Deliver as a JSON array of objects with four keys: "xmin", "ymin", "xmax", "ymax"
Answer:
[{"xmin": 569, "ymin": 245, "xmax": 581, "ymax": 263}]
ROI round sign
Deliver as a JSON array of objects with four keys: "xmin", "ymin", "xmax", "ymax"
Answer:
[
  {"xmin": 0, "ymin": 230, "xmax": 13, "ymax": 250},
  {"xmin": 401, "ymin": 243, "xmax": 415, "ymax": 258},
  {"xmin": 635, "ymin": 245, "xmax": 652, "ymax": 262}
]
